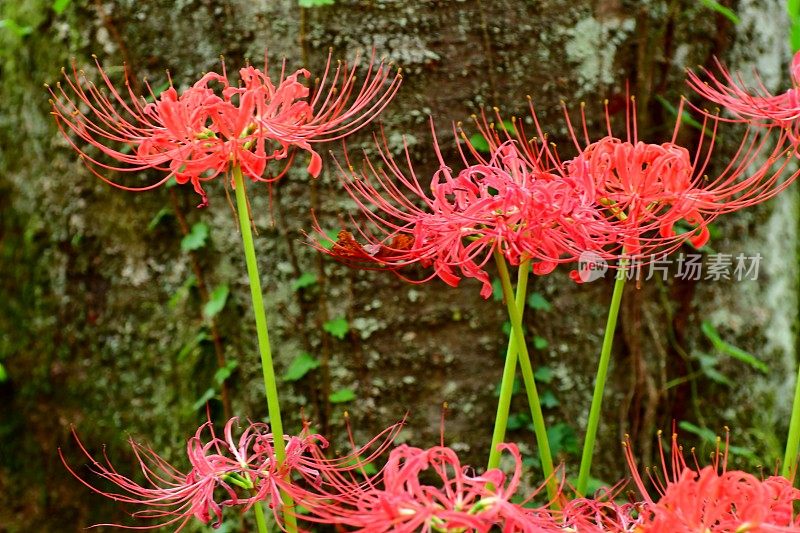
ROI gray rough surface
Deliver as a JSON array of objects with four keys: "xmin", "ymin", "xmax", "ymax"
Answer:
[{"xmin": 0, "ymin": 0, "xmax": 797, "ymax": 530}]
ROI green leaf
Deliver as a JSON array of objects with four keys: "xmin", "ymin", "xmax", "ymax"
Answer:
[
  {"xmin": 299, "ymin": 0, "xmax": 334, "ymax": 6},
  {"xmin": 329, "ymin": 388, "xmax": 356, "ymax": 403},
  {"xmin": 696, "ymin": 353, "xmax": 733, "ymax": 386},
  {"xmin": 655, "ymin": 95, "xmax": 708, "ymax": 134},
  {"xmin": 534, "ymin": 366, "xmax": 554, "ymax": 384},
  {"xmin": 323, "ymin": 317, "xmax": 349, "ymax": 340},
  {"xmin": 168, "ymin": 275, "xmax": 196, "ymax": 309},
  {"xmin": 468, "ymin": 133, "xmax": 491, "ymax": 153},
  {"xmin": 292, "ymin": 272, "xmax": 317, "ymax": 291},
  {"xmin": 728, "ymin": 444, "xmax": 761, "ymax": 463},
  {"xmin": 679, "ymin": 421, "xmax": 760, "ymax": 465},
  {"xmin": 0, "ymin": 362, "xmax": 7, "ymax": 382},
  {"xmin": 506, "ymin": 412, "xmax": 531, "ymax": 430},
  {"xmin": 214, "ymin": 522, "xmax": 237, "ymax": 533},
  {"xmin": 501, "ymin": 321, "xmax": 512, "ymax": 336},
  {"xmin": 52, "ymin": 0, "xmax": 72, "ymax": 14},
  {"xmin": 700, "ymin": 321, "xmax": 768, "ymax": 373},
  {"xmin": 698, "ymin": 0, "xmax": 741, "ymax": 25},
  {"xmin": 678, "ymin": 420, "xmax": 717, "ymax": 443},
  {"xmin": 547, "ymin": 423, "xmax": 579, "ymax": 456},
  {"xmin": 319, "ymin": 229, "xmax": 340, "ymax": 250},
  {"xmin": 203, "ymin": 284, "xmax": 229, "ymax": 320},
  {"xmin": 0, "ymin": 19, "xmax": 33, "ymax": 37},
  {"xmin": 340, "ymin": 456, "xmax": 379, "ymax": 475},
  {"xmin": 192, "ymin": 387, "xmax": 217, "ymax": 410},
  {"xmin": 214, "ymin": 361, "xmax": 238, "ymax": 385},
  {"xmin": 491, "ymin": 278, "xmax": 503, "ymax": 302},
  {"xmin": 147, "ymin": 207, "xmax": 173, "ymax": 231},
  {"xmin": 144, "ymin": 82, "xmax": 170, "ymax": 104},
  {"xmin": 533, "ymin": 336, "xmax": 549, "ymax": 350},
  {"xmin": 540, "ymin": 390, "xmax": 560, "ymax": 408},
  {"xmin": 522, "ymin": 455, "xmax": 540, "ymax": 469},
  {"xmin": 181, "ymin": 222, "xmax": 209, "ymax": 251},
  {"xmin": 499, "ymin": 120, "xmax": 515, "ymax": 133},
  {"xmin": 527, "ymin": 292, "xmax": 552, "ymax": 312},
  {"xmin": 283, "ymin": 352, "xmax": 321, "ymax": 381},
  {"xmin": 566, "ymin": 475, "xmax": 609, "ymax": 496},
  {"xmin": 177, "ymin": 330, "xmax": 208, "ymax": 361}
]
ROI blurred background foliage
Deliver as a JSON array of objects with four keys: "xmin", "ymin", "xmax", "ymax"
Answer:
[{"xmin": 0, "ymin": 0, "xmax": 798, "ymax": 530}]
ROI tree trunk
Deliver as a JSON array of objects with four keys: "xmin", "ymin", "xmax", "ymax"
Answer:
[{"xmin": 0, "ymin": 0, "xmax": 794, "ymax": 529}]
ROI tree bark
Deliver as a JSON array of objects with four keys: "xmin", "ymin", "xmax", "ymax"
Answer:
[{"xmin": 0, "ymin": 0, "xmax": 795, "ymax": 529}]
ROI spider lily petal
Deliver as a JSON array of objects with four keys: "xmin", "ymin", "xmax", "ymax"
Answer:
[
  {"xmin": 623, "ymin": 430, "xmax": 800, "ymax": 532},
  {"xmin": 48, "ymin": 52, "xmax": 400, "ymax": 205}
]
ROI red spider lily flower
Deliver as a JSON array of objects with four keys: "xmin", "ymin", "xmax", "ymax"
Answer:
[
  {"xmin": 687, "ymin": 50, "xmax": 800, "ymax": 139},
  {"xmin": 472, "ymin": 94, "xmax": 799, "ymax": 266},
  {"xmin": 300, "ymin": 442, "xmax": 561, "ymax": 532},
  {"xmin": 48, "ymin": 51, "xmax": 401, "ymax": 206},
  {"xmin": 60, "ymin": 417, "xmax": 403, "ymax": 531},
  {"xmin": 559, "ymin": 498, "xmax": 639, "ymax": 532},
  {"xmin": 312, "ymin": 122, "xmax": 618, "ymax": 298},
  {"xmin": 556, "ymin": 484, "xmax": 640, "ymax": 532},
  {"xmin": 623, "ymin": 430, "xmax": 800, "ymax": 532}
]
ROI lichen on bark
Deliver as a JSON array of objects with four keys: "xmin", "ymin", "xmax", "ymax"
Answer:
[{"xmin": 0, "ymin": 0, "xmax": 797, "ymax": 530}]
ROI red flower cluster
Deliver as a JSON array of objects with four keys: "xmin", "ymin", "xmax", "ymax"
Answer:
[
  {"xmin": 315, "ymin": 86, "xmax": 798, "ymax": 293},
  {"xmin": 62, "ymin": 418, "xmax": 401, "ymax": 531},
  {"xmin": 624, "ymin": 432, "xmax": 800, "ymax": 532},
  {"xmin": 688, "ymin": 51, "xmax": 800, "ymax": 140},
  {"xmin": 302, "ymin": 442, "xmax": 560, "ymax": 532},
  {"xmin": 313, "ymin": 122, "xmax": 617, "ymax": 297},
  {"xmin": 49, "ymin": 52, "xmax": 401, "ymax": 206},
  {"xmin": 69, "ymin": 418, "xmax": 658, "ymax": 532}
]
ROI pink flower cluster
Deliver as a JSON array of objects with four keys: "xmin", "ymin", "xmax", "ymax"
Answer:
[{"xmin": 49, "ymin": 52, "xmax": 401, "ymax": 206}]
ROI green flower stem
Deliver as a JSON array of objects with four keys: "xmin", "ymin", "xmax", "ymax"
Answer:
[
  {"xmin": 782, "ymin": 362, "xmax": 800, "ymax": 477},
  {"xmin": 253, "ymin": 501, "xmax": 270, "ymax": 533},
  {"xmin": 576, "ymin": 269, "xmax": 627, "ymax": 496},
  {"xmin": 493, "ymin": 252, "xmax": 558, "ymax": 506},
  {"xmin": 487, "ymin": 259, "xmax": 529, "ymax": 471},
  {"xmin": 232, "ymin": 166, "xmax": 297, "ymax": 533}
]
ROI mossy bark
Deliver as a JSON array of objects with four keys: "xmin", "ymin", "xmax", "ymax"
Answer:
[{"xmin": 0, "ymin": 0, "xmax": 796, "ymax": 530}]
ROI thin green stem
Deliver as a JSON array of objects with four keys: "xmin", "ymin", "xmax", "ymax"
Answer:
[
  {"xmin": 576, "ymin": 269, "xmax": 627, "ymax": 496},
  {"xmin": 783, "ymin": 362, "xmax": 800, "ymax": 478},
  {"xmin": 493, "ymin": 252, "xmax": 558, "ymax": 506},
  {"xmin": 487, "ymin": 260, "xmax": 529, "ymax": 471},
  {"xmin": 232, "ymin": 166, "xmax": 297, "ymax": 533},
  {"xmin": 253, "ymin": 501, "xmax": 270, "ymax": 533}
]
